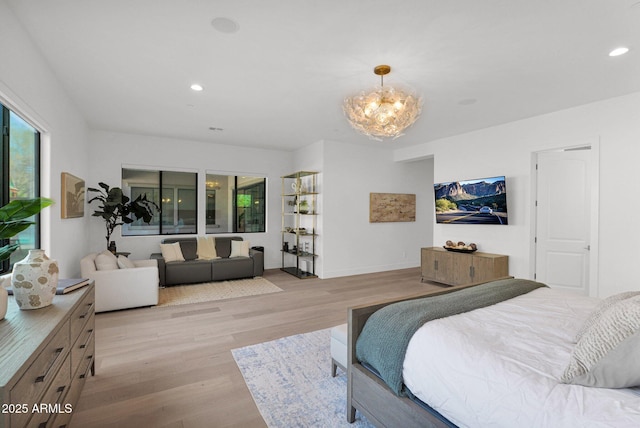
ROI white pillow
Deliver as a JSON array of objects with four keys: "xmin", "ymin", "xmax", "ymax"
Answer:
[
  {"xmin": 95, "ymin": 250, "xmax": 119, "ymax": 271},
  {"xmin": 160, "ymin": 242, "xmax": 185, "ymax": 262},
  {"xmin": 117, "ymin": 255, "xmax": 136, "ymax": 269},
  {"xmin": 197, "ymin": 236, "xmax": 219, "ymax": 260},
  {"xmin": 575, "ymin": 291, "xmax": 640, "ymax": 342},
  {"xmin": 561, "ymin": 295, "xmax": 640, "ymax": 388},
  {"xmin": 230, "ymin": 240, "xmax": 250, "ymax": 258}
]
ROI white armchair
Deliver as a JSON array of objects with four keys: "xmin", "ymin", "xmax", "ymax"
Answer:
[{"xmin": 80, "ymin": 252, "xmax": 159, "ymax": 312}]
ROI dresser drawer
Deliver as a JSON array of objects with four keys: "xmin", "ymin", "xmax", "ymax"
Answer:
[
  {"xmin": 13, "ymin": 354, "xmax": 71, "ymax": 428},
  {"xmin": 71, "ymin": 312, "xmax": 94, "ymax": 376},
  {"xmin": 70, "ymin": 291, "xmax": 95, "ymax": 341},
  {"xmin": 10, "ymin": 320, "xmax": 70, "ymax": 410}
]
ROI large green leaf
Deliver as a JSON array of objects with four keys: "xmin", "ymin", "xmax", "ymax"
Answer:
[
  {"xmin": 0, "ymin": 243, "xmax": 20, "ymax": 262},
  {"xmin": 0, "ymin": 198, "xmax": 53, "ymax": 222}
]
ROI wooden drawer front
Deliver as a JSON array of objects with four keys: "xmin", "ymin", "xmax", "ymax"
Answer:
[
  {"xmin": 64, "ymin": 351, "xmax": 95, "ymax": 426},
  {"xmin": 13, "ymin": 354, "xmax": 71, "ymax": 428},
  {"xmin": 70, "ymin": 292, "xmax": 95, "ymax": 341},
  {"xmin": 71, "ymin": 318, "xmax": 95, "ymax": 378},
  {"xmin": 11, "ymin": 320, "xmax": 70, "ymax": 411}
]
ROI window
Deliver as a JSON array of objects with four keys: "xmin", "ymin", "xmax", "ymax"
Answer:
[
  {"xmin": 206, "ymin": 174, "xmax": 266, "ymax": 233},
  {"xmin": 0, "ymin": 103, "xmax": 41, "ymax": 274},
  {"xmin": 122, "ymin": 168, "xmax": 197, "ymax": 235}
]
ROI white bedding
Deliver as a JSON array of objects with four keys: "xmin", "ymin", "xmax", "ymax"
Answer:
[{"xmin": 403, "ymin": 287, "xmax": 640, "ymax": 428}]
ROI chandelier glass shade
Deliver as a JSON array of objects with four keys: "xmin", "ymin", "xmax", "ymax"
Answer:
[{"xmin": 343, "ymin": 65, "xmax": 422, "ymax": 141}]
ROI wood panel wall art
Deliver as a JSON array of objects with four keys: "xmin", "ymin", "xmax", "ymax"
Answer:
[{"xmin": 369, "ymin": 193, "xmax": 416, "ymax": 223}]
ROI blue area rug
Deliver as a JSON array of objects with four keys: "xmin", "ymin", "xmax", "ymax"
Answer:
[{"xmin": 232, "ymin": 328, "xmax": 373, "ymax": 427}]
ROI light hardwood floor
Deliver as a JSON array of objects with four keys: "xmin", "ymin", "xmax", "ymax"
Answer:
[{"xmin": 71, "ymin": 267, "xmax": 446, "ymax": 428}]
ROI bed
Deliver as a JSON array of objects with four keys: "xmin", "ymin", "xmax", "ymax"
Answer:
[{"xmin": 347, "ymin": 278, "xmax": 640, "ymax": 428}]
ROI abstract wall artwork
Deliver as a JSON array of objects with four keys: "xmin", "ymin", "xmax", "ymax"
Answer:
[
  {"xmin": 61, "ymin": 172, "xmax": 85, "ymax": 218},
  {"xmin": 369, "ymin": 193, "xmax": 416, "ymax": 223}
]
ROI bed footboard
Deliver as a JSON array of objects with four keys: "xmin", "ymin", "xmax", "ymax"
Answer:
[
  {"xmin": 346, "ymin": 279, "xmax": 514, "ymax": 426},
  {"xmin": 346, "ymin": 287, "xmax": 464, "ymax": 427}
]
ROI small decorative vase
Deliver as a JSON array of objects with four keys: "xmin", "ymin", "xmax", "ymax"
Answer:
[
  {"xmin": 11, "ymin": 249, "xmax": 59, "ymax": 310},
  {"xmin": 0, "ymin": 281, "xmax": 8, "ymax": 320}
]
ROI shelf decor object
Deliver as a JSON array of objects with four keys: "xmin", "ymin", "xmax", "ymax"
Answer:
[
  {"xmin": 343, "ymin": 64, "xmax": 422, "ymax": 141},
  {"xmin": 281, "ymin": 171, "xmax": 319, "ymax": 279}
]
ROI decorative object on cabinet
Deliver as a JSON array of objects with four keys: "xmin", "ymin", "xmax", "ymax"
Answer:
[
  {"xmin": 369, "ymin": 192, "xmax": 416, "ymax": 223},
  {"xmin": 421, "ymin": 247, "xmax": 509, "ymax": 286},
  {"xmin": 61, "ymin": 172, "xmax": 85, "ymax": 218},
  {"xmin": 11, "ymin": 249, "xmax": 59, "ymax": 310},
  {"xmin": 281, "ymin": 171, "xmax": 318, "ymax": 279},
  {"xmin": 0, "ymin": 282, "xmax": 95, "ymax": 428}
]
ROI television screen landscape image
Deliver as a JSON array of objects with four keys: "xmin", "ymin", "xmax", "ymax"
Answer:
[{"xmin": 434, "ymin": 176, "xmax": 508, "ymax": 225}]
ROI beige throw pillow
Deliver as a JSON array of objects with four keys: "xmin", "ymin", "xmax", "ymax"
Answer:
[
  {"xmin": 230, "ymin": 240, "xmax": 250, "ymax": 258},
  {"xmin": 561, "ymin": 295, "xmax": 640, "ymax": 388},
  {"xmin": 575, "ymin": 291, "xmax": 640, "ymax": 342},
  {"xmin": 95, "ymin": 250, "xmax": 119, "ymax": 271},
  {"xmin": 197, "ymin": 236, "xmax": 219, "ymax": 260},
  {"xmin": 117, "ymin": 255, "xmax": 136, "ymax": 269},
  {"xmin": 160, "ymin": 242, "xmax": 185, "ymax": 262}
]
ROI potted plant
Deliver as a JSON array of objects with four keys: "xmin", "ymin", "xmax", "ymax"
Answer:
[
  {"xmin": 0, "ymin": 197, "xmax": 54, "ymax": 317},
  {"xmin": 87, "ymin": 182, "xmax": 158, "ymax": 250}
]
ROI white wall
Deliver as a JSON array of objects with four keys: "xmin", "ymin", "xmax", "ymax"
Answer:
[
  {"xmin": 319, "ymin": 140, "xmax": 434, "ymax": 278},
  {"xmin": 87, "ymin": 130, "xmax": 293, "ymax": 269},
  {"xmin": 0, "ymin": 0, "xmax": 90, "ymax": 278},
  {"xmin": 395, "ymin": 91, "xmax": 640, "ymax": 298}
]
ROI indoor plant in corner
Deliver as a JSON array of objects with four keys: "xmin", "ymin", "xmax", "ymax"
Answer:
[
  {"xmin": 0, "ymin": 197, "xmax": 54, "ymax": 317},
  {"xmin": 87, "ymin": 182, "xmax": 158, "ymax": 251}
]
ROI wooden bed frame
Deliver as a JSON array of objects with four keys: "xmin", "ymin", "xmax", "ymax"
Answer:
[{"xmin": 346, "ymin": 278, "xmax": 512, "ymax": 427}]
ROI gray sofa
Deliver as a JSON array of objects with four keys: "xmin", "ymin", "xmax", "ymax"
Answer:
[{"xmin": 150, "ymin": 237, "xmax": 264, "ymax": 286}]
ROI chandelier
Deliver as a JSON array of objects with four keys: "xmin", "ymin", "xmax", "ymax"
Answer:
[{"xmin": 343, "ymin": 65, "xmax": 422, "ymax": 141}]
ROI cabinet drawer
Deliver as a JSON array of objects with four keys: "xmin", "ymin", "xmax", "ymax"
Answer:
[
  {"xmin": 65, "ymin": 351, "xmax": 95, "ymax": 424},
  {"xmin": 71, "ymin": 313, "xmax": 95, "ymax": 377},
  {"xmin": 11, "ymin": 320, "xmax": 70, "ymax": 411},
  {"xmin": 70, "ymin": 292, "xmax": 95, "ymax": 341},
  {"xmin": 13, "ymin": 354, "xmax": 71, "ymax": 428}
]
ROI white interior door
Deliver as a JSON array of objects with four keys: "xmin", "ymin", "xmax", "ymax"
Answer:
[{"xmin": 535, "ymin": 149, "xmax": 591, "ymax": 294}]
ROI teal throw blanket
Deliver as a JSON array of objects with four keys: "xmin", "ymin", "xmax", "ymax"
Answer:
[{"xmin": 355, "ymin": 278, "xmax": 547, "ymax": 396}]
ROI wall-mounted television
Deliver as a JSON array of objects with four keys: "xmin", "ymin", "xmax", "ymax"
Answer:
[{"xmin": 434, "ymin": 176, "xmax": 508, "ymax": 225}]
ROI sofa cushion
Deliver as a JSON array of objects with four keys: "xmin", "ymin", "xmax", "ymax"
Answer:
[
  {"xmin": 197, "ymin": 236, "xmax": 219, "ymax": 260},
  {"xmin": 165, "ymin": 260, "xmax": 212, "ymax": 285},
  {"xmin": 161, "ymin": 242, "xmax": 185, "ymax": 262},
  {"xmin": 230, "ymin": 240, "xmax": 250, "ymax": 258},
  {"xmin": 95, "ymin": 250, "xmax": 119, "ymax": 271},
  {"xmin": 211, "ymin": 257, "xmax": 254, "ymax": 281}
]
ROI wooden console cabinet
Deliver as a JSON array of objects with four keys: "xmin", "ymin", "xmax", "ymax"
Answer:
[
  {"xmin": 421, "ymin": 247, "xmax": 508, "ymax": 286},
  {"xmin": 0, "ymin": 282, "xmax": 95, "ymax": 428}
]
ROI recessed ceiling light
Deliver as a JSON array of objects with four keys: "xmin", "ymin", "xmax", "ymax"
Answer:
[
  {"xmin": 190, "ymin": 83, "xmax": 204, "ymax": 91},
  {"xmin": 211, "ymin": 17, "xmax": 239, "ymax": 34},
  {"xmin": 609, "ymin": 47, "xmax": 630, "ymax": 57}
]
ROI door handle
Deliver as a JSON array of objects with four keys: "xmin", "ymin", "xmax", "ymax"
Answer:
[{"xmin": 584, "ymin": 245, "xmax": 590, "ymax": 251}]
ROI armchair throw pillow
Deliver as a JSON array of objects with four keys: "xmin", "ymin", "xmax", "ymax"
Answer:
[
  {"xmin": 95, "ymin": 250, "xmax": 119, "ymax": 271},
  {"xmin": 117, "ymin": 255, "xmax": 136, "ymax": 269}
]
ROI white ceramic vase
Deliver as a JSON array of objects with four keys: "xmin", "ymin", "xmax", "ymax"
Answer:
[
  {"xmin": 11, "ymin": 249, "xmax": 59, "ymax": 310},
  {"xmin": 0, "ymin": 282, "xmax": 7, "ymax": 320}
]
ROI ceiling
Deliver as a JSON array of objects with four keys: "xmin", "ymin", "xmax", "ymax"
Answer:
[{"xmin": 7, "ymin": 0, "xmax": 640, "ymax": 152}]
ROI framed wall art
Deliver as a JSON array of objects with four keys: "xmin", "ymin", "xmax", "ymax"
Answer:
[
  {"xmin": 61, "ymin": 172, "xmax": 85, "ymax": 218},
  {"xmin": 369, "ymin": 193, "xmax": 416, "ymax": 223}
]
